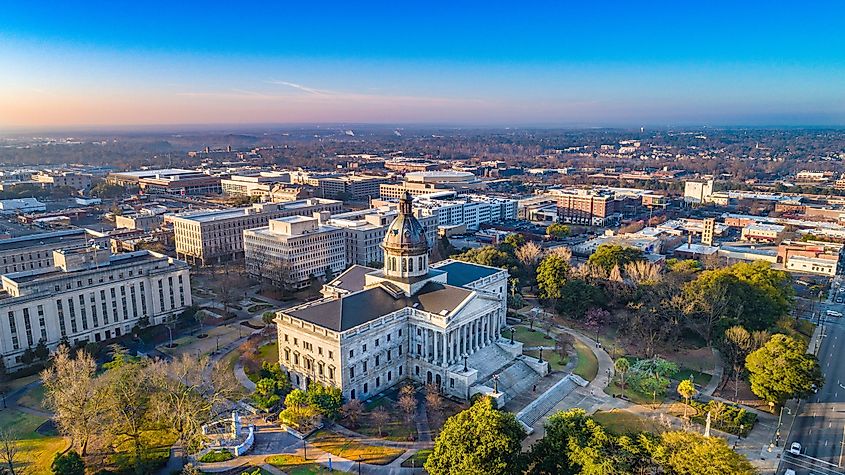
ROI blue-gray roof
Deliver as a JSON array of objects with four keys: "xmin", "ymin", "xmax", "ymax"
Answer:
[{"xmin": 436, "ymin": 261, "xmax": 501, "ymax": 287}]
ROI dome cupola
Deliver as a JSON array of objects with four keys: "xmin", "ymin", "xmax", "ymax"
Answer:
[{"xmin": 382, "ymin": 192, "xmax": 429, "ymax": 279}]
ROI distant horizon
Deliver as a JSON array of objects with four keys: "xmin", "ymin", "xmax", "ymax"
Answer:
[{"xmin": 2, "ymin": 1, "xmax": 844, "ymax": 129}]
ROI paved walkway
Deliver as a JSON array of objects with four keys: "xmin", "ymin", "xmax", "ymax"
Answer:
[{"xmin": 701, "ymin": 347, "xmax": 724, "ymax": 396}]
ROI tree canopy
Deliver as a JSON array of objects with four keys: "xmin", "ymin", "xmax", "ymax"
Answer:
[
  {"xmin": 536, "ymin": 253, "xmax": 570, "ymax": 300},
  {"xmin": 588, "ymin": 244, "xmax": 645, "ymax": 273},
  {"xmin": 745, "ymin": 333, "xmax": 823, "ymax": 405},
  {"xmin": 425, "ymin": 397, "xmax": 525, "ymax": 475},
  {"xmin": 546, "ymin": 223, "xmax": 571, "ymax": 239}
]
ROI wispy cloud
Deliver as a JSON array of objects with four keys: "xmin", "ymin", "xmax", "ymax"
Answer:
[{"xmin": 266, "ymin": 80, "xmax": 330, "ymax": 96}]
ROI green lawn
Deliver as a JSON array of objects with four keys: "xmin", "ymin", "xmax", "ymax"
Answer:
[
  {"xmin": 353, "ymin": 396, "xmax": 416, "ymax": 441},
  {"xmin": 592, "ymin": 409, "xmax": 666, "ymax": 435},
  {"xmin": 501, "ymin": 325, "xmax": 554, "ymax": 347},
  {"xmin": 524, "ymin": 349, "xmax": 569, "ymax": 371},
  {"xmin": 108, "ymin": 428, "xmax": 178, "ymax": 472},
  {"xmin": 266, "ymin": 454, "xmax": 353, "ymax": 474},
  {"xmin": 572, "ymin": 339, "xmax": 599, "ymax": 381},
  {"xmin": 308, "ymin": 430, "xmax": 404, "ymax": 465},
  {"xmin": 401, "ymin": 449, "xmax": 432, "ymax": 468},
  {"xmin": 245, "ymin": 342, "xmax": 280, "ymax": 382},
  {"xmin": 247, "ymin": 304, "xmax": 273, "ymax": 314},
  {"xmin": 0, "ymin": 408, "xmax": 68, "ymax": 474},
  {"xmin": 604, "ymin": 381, "xmax": 656, "ymax": 406},
  {"xmin": 16, "ymin": 384, "xmax": 46, "ymax": 411},
  {"xmin": 674, "ymin": 367, "xmax": 712, "ymax": 388}
]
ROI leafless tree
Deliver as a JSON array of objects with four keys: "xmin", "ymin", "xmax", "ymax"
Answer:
[
  {"xmin": 398, "ymin": 386, "xmax": 417, "ymax": 422},
  {"xmin": 340, "ymin": 399, "xmax": 364, "ymax": 428},
  {"xmin": 150, "ymin": 353, "xmax": 240, "ymax": 457},
  {"xmin": 0, "ymin": 428, "xmax": 19, "ymax": 475},
  {"xmin": 41, "ymin": 345, "xmax": 105, "ymax": 456},
  {"xmin": 547, "ymin": 246, "xmax": 572, "ymax": 264},
  {"xmin": 371, "ymin": 406, "xmax": 390, "ymax": 437},
  {"xmin": 515, "ymin": 241, "xmax": 542, "ymax": 268}
]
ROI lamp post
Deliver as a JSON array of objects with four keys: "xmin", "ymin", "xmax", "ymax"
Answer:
[
  {"xmin": 538, "ymin": 347, "xmax": 543, "ymax": 363},
  {"xmin": 510, "ymin": 327, "xmax": 515, "ymax": 345},
  {"xmin": 463, "ymin": 353, "xmax": 468, "ymax": 372},
  {"xmin": 303, "ymin": 440, "xmax": 307, "ymax": 460},
  {"xmin": 216, "ymin": 336, "xmax": 220, "ymax": 353},
  {"xmin": 493, "ymin": 374, "xmax": 499, "ymax": 393},
  {"xmin": 358, "ymin": 455, "xmax": 362, "ymax": 475}
]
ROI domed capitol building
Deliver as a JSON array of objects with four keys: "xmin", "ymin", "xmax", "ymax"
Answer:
[{"xmin": 275, "ymin": 192, "xmax": 548, "ymax": 404}]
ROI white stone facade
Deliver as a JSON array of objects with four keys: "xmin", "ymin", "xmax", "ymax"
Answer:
[{"xmin": 0, "ymin": 247, "xmax": 191, "ymax": 370}]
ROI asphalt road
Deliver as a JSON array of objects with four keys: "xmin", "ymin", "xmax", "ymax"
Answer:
[{"xmin": 780, "ymin": 275, "xmax": 845, "ymax": 475}]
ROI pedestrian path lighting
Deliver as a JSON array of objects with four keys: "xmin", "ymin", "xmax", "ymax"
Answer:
[
  {"xmin": 463, "ymin": 353, "xmax": 468, "ymax": 372},
  {"xmin": 510, "ymin": 327, "xmax": 515, "ymax": 345}
]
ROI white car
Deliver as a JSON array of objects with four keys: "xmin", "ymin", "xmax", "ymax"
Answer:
[
  {"xmin": 783, "ymin": 470, "xmax": 795, "ymax": 475},
  {"xmin": 789, "ymin": 441, "xmax": 801, "ymax": 455}
]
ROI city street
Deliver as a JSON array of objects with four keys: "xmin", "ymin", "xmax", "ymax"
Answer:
[{"xmin": 780, "ymin": 275, "xmax": 845, "ymax": 475}]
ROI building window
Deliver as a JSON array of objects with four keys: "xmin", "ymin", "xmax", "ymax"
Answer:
[
  {"xmin": 362, "ymin": 344, "xmax": 367, "ymax": 353},
  {"xmin": 374, "ymin": 338, "xmax": 379, "ymax": 347},
  {"xmin": 362, "ymin": 361, "xmax": 368, "ymax": 373},
  {"xmin": 349, "ymin": 367, "xmax": 355, "ymax": 378},
  {"xmin": 376, "ymin": 376, "xmax": 380, "ymax": 388},
  {"xmin": 399, "ymin": 365, "xmax": 403, "ymax": 376},
  {"xmin": 387, "ymin": 334, "xmax": 391, "ymax": 342},
  {"xmin": 415, "ymin": 365, "xmax": 419, "ymax": 376},
  {"xmin": 363, "ymin": 383, "xmax": 368, "ymax": 394},
  {"xmin": 387, "ymin": 371, "xmax": 392, "ymax": 382},
  {"xmin": 375, "ymin": 355, "xmax": 380, "ymax": 366}
]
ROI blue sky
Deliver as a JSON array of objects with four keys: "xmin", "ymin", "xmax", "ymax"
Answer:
[{"xmin": 1, "ymin": 1, "xmax": 844, "ymax": 128}]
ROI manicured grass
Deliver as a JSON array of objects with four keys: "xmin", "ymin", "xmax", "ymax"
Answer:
[
  {"xmin": 245, "ymin": 342, "xmax": 280, "ymax": 382},
  {"xmin": 199, "ymin": 448, "xmax": 234, "ymax": 462},
  {"xmin": 108, "ymin": 428, "xmax": 178, "ymax": 472},
  {"xmin": 266, "ymin": 454, "xmax": 353, "ymax": 474},
  {"xmin": 308, "ymin": 430, "xmax": 404, "ymax": 465},
  {"xmin": 592, "ymin": 409, "xmax": 666, "ymax": 435},
  {"xmin": 604, "ymin": 381, "xmax": 656, "ymax": 406},
  {"xmin": 353, "ymin": 396, "xmax": 416, "ymax": 441},
  {"xmin": 247, "ymin": 304, "xmax": 273, "ymax": 314},
  {"xmin": 674, "ymin": 367, "xmax": 712, "ymax": 388},
  {"xmin": 524, "ymin": 349, "xmax": 569, "ymax": 371},
  {"xmin": 0, "ymin": 408, "xmax": 68, "ymax": 474},
  {"xmin": 401, "ymin": 449, "xmax": 432, "ymax": 468},
  {"xmin": 501, "ymin": 325, "xmax": 554, "ymax": 347},
  {"xmin": 572, "ymin": 339, "xmax": 599, "ymax": 381},
  {"xmin": 16, "ymin": 384, "xmax": 46, "ymax": 411}
]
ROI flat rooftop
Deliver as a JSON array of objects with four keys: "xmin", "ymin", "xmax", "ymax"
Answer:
[
  {"xmin": 110, "ymin": 168, "xmax": 197, "ymax": 178},
  {"xmin": 0, "ymin": 228, "xmax": 86, "ymax": 253}
]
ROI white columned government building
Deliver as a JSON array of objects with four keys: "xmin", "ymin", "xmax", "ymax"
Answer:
[
  {"xmin": 275, "ymin": 192, "xmax": 547, "ymax": 405},
  {"xmin": 0, "ymin": 247, "xmax": 191, "ymax": 370}
]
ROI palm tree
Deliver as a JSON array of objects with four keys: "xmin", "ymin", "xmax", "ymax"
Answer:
[
  {"xmin": 614, "ymin": 357, "xmax": 631, "ymax": 391},
  {"xmin": 677, "ymin": 378, "xmax": 697, "ymax": 419}
]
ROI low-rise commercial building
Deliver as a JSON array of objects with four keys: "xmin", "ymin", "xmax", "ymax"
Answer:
[
  {"xmin": 546, "ymin": 188, "xmax": 621, "ymax": 226},
  {"xmin": 171, "ymin": 199, "xmax": 342, "ymax": 265},
  {"xmin": 221, "ymin": 172, "xmax": 292, "ymax": 198},
  {"xmin": 777, "ymin": 240, "xmax": 843, "ymax": 276},
  {"xmin": 0, "ymin": 198, "xmax": 46, "ymax": 214},
  {"xmin": 243, "ymin": 216, "xmax": 345, "ymax": 289},
  {"xmin": 0, "ymin": 247, "xmax": 191, "ymax": 370},
  {"xmin": 31, "ymin": 171, "xmax": 93, "ymax": 191},
  {"xmin": 740, "ymin": 223, "xmax": 785, "ymax": 242}
]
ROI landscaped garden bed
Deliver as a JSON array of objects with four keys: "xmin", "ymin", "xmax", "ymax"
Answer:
[{"xmin": 308, "ymin": 430, "xmax": 404, "ymax": 465}]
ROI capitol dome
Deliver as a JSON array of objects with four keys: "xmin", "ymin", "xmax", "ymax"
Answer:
[{"xmin": 382, "ymin": 192, "xmax": 429, "ymax": 279}]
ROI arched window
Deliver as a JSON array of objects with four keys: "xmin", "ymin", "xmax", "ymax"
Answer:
[
  {"xmin": 408, "ymin": 258, "xmax": 414, "ymax": 272},
  {"xmin": 390, "ymin": 257, "xmax": 396, "ymax": 271},
  {"xmin": 418, "ymin": 256, "xmax": 424, "ymax": 269},
  {"xmin": 402, "ymin": 258, "xmax": 407, "ymax": 272}
]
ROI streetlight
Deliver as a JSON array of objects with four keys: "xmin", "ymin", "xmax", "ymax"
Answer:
[
  {"xmin": 493, "ymin": 374, "xmax": 500, "ymax": 393},
  {"xmin": 509, "ymin": 327, "xmax": 515, "ymax": 345},
  {"xmin": 538, "ymin": 347, "xmax": 543, "ymax": 363},
  {"xmin": 463, "ymin": 353, "xmax": 468, "ymax": 372},
  {"xmin": 303, "ymin": 440, "xmax": 307, "ymax": 460},
  {"xmin": 216, "ymin": 336, "xmax": 220, "ymax": 353},
  {"xmin": 358, "ymin": 455, "xmax": 362, "ymax": 475}
]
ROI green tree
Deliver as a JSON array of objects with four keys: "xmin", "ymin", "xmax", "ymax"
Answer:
[
  {"xmin": 666, "ymin": 258, "xmax": 702, "ymax": 274},
  {"xmin": 614, "ymin": 357, "xmax": 631, "ymax": 391},
  {"xmin": 745, "ymin": 334, "xmax": 823, "ymax": 405},
  {"xmin": 546, "ymin": 223, "xmax": 571, "ymax": 239},
  {"xmin": 554, "ymin": 279, "xmax": 606, "ymax": 318},
  {"xmin": 425, "ymin": 397, "xmax": 525, "ymax": 475},
  {"xmin": 306, "ymin": 382, "xmax": 343, "ymax": 419},
  {"xmin": 683, "ymin": 261, "xmax": 793, "ymax": 337},
  {"xmin": 285, "ymin": 389, "xmax": 308, "ymax": 408},
  {"xmin": 536, "ymin": 254, "xmax": 570, "ymax": 300},
  {"xmin": 51, "ymin": 450, "xmax": 85, "ymax": 475},
  {"xmin": 677, "ymin": 379, "xmax": 697, "ymax": 418},
  {"xmin": 588, "ymin": 244, "xmax": 645, "ymax": 273},
  {"xmin": 252, "ymin": 378, "xmax": 284, "ymax": 410},
  {"xmin": 502, "ymin": 233, "xmax": 526, "ymax": 249},
  {"xmin": 653, "ymin": 431, "xmax": 756, "ymax": 475},
  {"xmin": 454, "ymin": 246, "xmax": 515, "ymax": 271},
  {"xmin": 527, "ymin": 409, "xmax": 655, "ymax": 474}
]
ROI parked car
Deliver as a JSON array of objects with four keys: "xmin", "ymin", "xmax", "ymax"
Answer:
[{"xmin": 789, "ymin": 442, "xmax": 801, "ymax": 455}]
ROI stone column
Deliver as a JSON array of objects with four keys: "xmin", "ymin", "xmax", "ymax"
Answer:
[
  {"xmin": 441, "ymin": 332, "xmax": 447, "ymax": 366},
  {"xmin": 422, "ymin": 328, "xmax": 427, "ymax": 359}
]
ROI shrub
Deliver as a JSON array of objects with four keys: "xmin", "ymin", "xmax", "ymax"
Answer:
[
  {"xmin": 689, "ymin": 400, "xmax": 756, "ymax": 436},
  {"xmin": 198, "ymin": 449, "xmax": 234, "ymax": 463}
]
